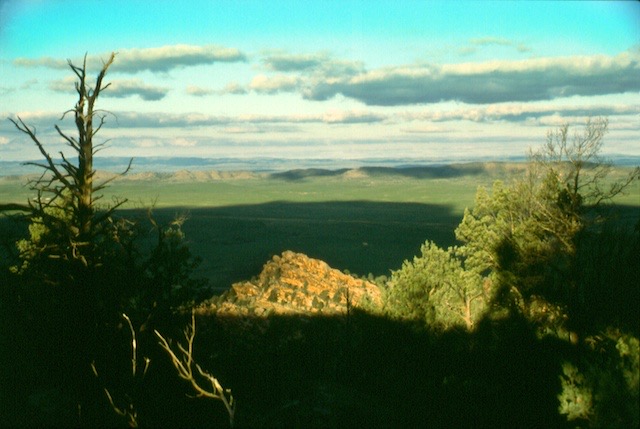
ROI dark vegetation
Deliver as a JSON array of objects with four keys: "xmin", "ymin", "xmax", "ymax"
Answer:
[
  {"xmin": 129, "ymin": 200, "xmax": 460, "ymax": 292},
  {"xmin": 1, "ymin": 54, "xmax": 639, "ymax": 428}
]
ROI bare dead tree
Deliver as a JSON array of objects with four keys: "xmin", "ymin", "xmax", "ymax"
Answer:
[
  {"xmin": 530, "ymin": 117, "xmax": 639, "ymax": 214},
  {"xmin": 2, "ymin": 52, "xmax": 132, "ymax": 265},
  {"xmin": 155, "ymin": 311, "xmax": 236, "ymax": 427}
]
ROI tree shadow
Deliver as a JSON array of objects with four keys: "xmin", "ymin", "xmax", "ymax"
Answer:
[
  {"xmin": 113, "ymin": 200, "xmax": 462, "ymax": 292},
  {"xmin": 269, "ymin": 163, "xmax": 495, "ymax": 181},
  {"xmin": 358, "ymin": 164, "xmax": 488, "ymax": 179},
  {"xmin": 3, "ymin": 199, "xmax": 636, "ymax": 427},
  {"xmin": 179, "ymin": 309, "xmax": 567, "ymax": 428},
  {"xmin": 270, "ymin": 168, "xmax": 351, "ymax": 180}
]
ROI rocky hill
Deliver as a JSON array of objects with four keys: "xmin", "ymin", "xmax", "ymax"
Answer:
[{"xmin": 197, "ymin": 251, "xmax": 382, "ymax": 317}]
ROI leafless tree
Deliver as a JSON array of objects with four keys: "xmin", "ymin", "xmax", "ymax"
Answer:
[
  {"xmin": 530, "ymin": 117, "xmax": 639, "ymax": 214},
  {"xmin": 2, "ymin": 52, "xmax": 131, "ymax": 265}
]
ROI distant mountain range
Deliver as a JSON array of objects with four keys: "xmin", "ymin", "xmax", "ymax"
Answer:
[{"xmin": 1, "ymin": 155, "xmax": 638, "ymax": 177}]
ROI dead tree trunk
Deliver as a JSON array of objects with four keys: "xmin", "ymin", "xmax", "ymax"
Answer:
[
  {"xmin": 5, "ymin": 52, "xmax": 131, "ymax": 264},
  {"xmin": 65, "ymin": 53, "xmax": 115, "ymax": 241}
]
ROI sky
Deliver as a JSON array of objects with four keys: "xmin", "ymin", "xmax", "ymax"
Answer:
[{"xmin": 0, "ymin": 0, "xmax": 639, "ymax": 164}]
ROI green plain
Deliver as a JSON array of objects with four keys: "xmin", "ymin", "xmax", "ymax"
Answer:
[{"xmin": 1, "ymin": 165, "xmax": 638, "ymax": 291}]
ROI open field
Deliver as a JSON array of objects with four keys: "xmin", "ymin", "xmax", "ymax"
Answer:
[{"xmin": 2, "ymin": 163, "xmax": 638, "ymax": 291}]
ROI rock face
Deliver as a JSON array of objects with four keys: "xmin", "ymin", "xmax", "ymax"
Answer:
[{"xmin": 199, "ymin": 251, "xmax": 382, "ymax": 317}]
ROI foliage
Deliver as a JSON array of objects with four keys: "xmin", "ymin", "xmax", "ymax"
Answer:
[
  {"xmin": 559, "ymin": 330, "xmax": 640, "ymax": 427},
  {"xmin": 384, "ymin": 117, "xmax": 639, "ymax": 426},
  {"xmin": 386, "ymin": 241, "xmax": 486, "ymax": 330},
  {"xmin": 384, "ymin": 241, "xmax": 442, "ymax": 324}
]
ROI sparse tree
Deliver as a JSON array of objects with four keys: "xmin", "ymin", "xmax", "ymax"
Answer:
[
  {"xmin": 531, "ymin": 117, "xmax": 638, "ymax": 216},
  {"xmin": 0, "ymin": 52, "xmax": 145, "ymax": 424},
  {"xmin": 1, "ymin": 53, "xmax": 207, "ymax": 426},
  {"xmin": 3, "ymin": 52, "xmax": 131, "ymax": 269}
]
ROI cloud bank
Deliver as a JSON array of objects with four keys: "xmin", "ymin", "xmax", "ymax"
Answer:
[
  {"xmin": 5, "ymin": 102, "xmax": 637, "ymax": 134},
  {"xmin": 262, "ymin": 52, "xmax": 363, "ymax": 76},
  {"xmin": 19, "ymin": 44, "xmax": 636, "ymax": 109},
  {"xmin": 14, "ymin": 44, "xmax": 246, "ymax": 73},
  {"xmin": 403, "ymin": 103, "xmax": 640, "ymax": 123},
  {"xmin": 186, "ymin": 85, "xmax": 214, "ymax": 96},
  {"xmin": 302, "ymin": 50, "xmax": 640, "ymax": 105},
  {"xmin": 458, "ymin": 37, "xmax": 532, "ymax": 55},
  {"xmin": 49, "ymin": 77, "xmax": 169, "ymax": 101}
]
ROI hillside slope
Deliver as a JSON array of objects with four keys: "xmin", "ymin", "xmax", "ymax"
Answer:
[{"xmin": 197, "ymin": 251, "xmax": 382, "ymax": 317}]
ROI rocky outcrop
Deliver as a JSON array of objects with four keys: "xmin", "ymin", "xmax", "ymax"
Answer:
[{"xmin": 197, "ymin": 251, "xmax": 382, "ymax": 317}]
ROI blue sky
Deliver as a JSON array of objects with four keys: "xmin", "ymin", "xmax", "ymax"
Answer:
[{"xmin": 0, "ymin": 0, "xmax": 639, "ymax": 163}]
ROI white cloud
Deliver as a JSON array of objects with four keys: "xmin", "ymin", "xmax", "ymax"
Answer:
[
  {"xmin": 263, "ymin": 52, "xmax": 327, "ymax": 71},
  {"xmin": 107, "ymin": 79, "xmax": 169, "ymax": 101},
  {"xmin": 459, "ymin": 37, "xmax": 532, "ymax": 56},
  {"xmin": 261, "ymin": 52, "xmax": 364, "ymax": 77},
  {"xmin": 104, "ymin": 110, "xmax": 388, "ymax": 128},
  {"xmin": 48, "ymin": 76, "xmax": 76, "ymax": 92},
  {"xmin": 402, "ymin": 103, "xmax": 640, "ymax": 123},
  {"xmin": 14, "ymin": 44, "xmax": 247, "ymax": 74},
  {"xmin": 133, "ymin": 139, "xmax": 162, "ymax": 148},
  {"xmin": 400, "ymin": 125, "xmax": 454, "ymax": 134},
  {"xmin": 0, "ymin": 86, "xmax": 15, "ymax": 96},
  {"xmin": 49, "ymin": 76, "xmax": 169, "ymax": 101},
  {"xmin": 186, "ymin": 85, "xmax": 214, "ymax": 96},
  {"xmin": 219, "ymin": 82, "xmax": 247, "ymax": 95},
  {"xmin": 171, "ymin": 137, "xmax": 197, "ymax": 147},
  {"xmin": 10, "ymin": 111, "xmax": 58, "ymax": 123},
  {"xmin": 113, "ymin": 45, "xmax": 246, "ymax": 73},
  {"xmin": 20, "ymin": 78, "xmax": 38, "ymax": 89},
  {"xmin": 321, "ymin": 110, "xmax": 387, "ymax": 124},
  {"xmin": 249, "ymin": 74, "xmax": 301, "ymax": 94},
  {"xmin": 222, "ymin": 125, "xmax": 268, "ymax": 134},
  {"xmin": 0, "ymin": 136, "xmax": 9, "ymax": 145},
  {"xmin": 302, "ymin": 49, "xmax": 640, "ymax": 105},
  {"xmin": 13, "ymin": 57, "xmax": 68, "ymax": 69},
  {"xmin": 6, "ymin": 102, "xmax": 636, "ymax": 137}
]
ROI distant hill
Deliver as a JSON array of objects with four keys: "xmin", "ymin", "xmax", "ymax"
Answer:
[
  {"xmin": 272, "ymin": 162, "xmax": 530, "ymax": 181},
  {"xmin": 2, "ymin": 155, "xmax": 637, "ymax": 178},
  {"xmin": 0, "ymin": 162, "xmax": 528, "ymax": 184},
  {"xmin": 1, "ymin": 156, "xmax": 528, "ymax": 177},
  {"xmin": 3, "ymin": 158, "xmax": 639, "ymax": 185}
]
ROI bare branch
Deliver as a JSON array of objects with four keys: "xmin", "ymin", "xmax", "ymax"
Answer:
[
  {"xmin": 155, "ymin": 311, "xmax": 236, "ymax": 427},
  {"xmin": 55, "ymin": 124, "xmax": 80, "ymax": 151},
  {"xmin": 91, "ymin": 312, "xmax": 146, "ymax": 428},
  {"xmin": 9, "ymin": 117, "xmax": 73, "ymax": 189}
]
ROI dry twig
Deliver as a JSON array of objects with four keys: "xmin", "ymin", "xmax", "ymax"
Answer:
[{"xmin": 155, "ymin": 311, "xmax": 235, "ymax": 427}]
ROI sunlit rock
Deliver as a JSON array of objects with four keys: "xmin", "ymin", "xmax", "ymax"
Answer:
[{"xmin": 198, "ymin": 250, "xmax": 382, "ymax": 316}]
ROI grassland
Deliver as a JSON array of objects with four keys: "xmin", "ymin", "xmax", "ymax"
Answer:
[{"xmin": 1, "ymin": 163, "xmax": 638, "ymax": 291}]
